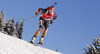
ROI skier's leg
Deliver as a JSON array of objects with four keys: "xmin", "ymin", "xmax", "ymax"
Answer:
[
  {"xmin": 42, "ymin": 28, "xmax": 48, "ymax": 37},
  {"xmin": 30, "ymin": 36, "xmax": 36, "ymax": 44},
  {"xmin": 39, "ymin": 28, "xmax": 48, "ymax": 44},
  {"xmin": 42, "ymin": 20, "xmax": 49, "ymax": 37},
  {"xmin": 39, "ymin": 20, "xmax": 49, "ymax": 44},
  {"xmin": 34, "ymin": 28, "xmax": 43, "ymax": 37},
  {"xmin": 30, "ymin": 19, "xmax": 44, "ymax": 43},
  {"xmin": 30, "ymin": 28, "xmax": 43, "ymax": 43},
  {"xmin": 35, "ymin": 19, "xmax": 44, "ymax": 37}
]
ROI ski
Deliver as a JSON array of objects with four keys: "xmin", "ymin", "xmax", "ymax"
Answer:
[
  {"xmin": 30, "ymin": 42, "xmax": 59, "ymax": 52},
  {"xmin": 34, "ymin": 43, "xmax": 53, "ymax": 48}
]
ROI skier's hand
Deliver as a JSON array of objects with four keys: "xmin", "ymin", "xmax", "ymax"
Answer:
[
  {"xmin": 50, "ymin": 21, "xmax": 54, "ymax": 24},
  {"xmin": 35, "ymin": 12, "xmax": 38, "ymax": 16}
]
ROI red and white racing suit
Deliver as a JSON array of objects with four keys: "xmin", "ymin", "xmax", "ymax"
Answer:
[{"xmin": 38, "ymin": 8, "xmax": 57, "ymax": 29}]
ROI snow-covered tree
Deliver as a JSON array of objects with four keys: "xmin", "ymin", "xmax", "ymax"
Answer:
[
  {"xmin": 16, "ymin": 20, "xmax": 23, "ymax": 39},
  {"xmin": 0, "ymin": 10, "xmax": 24, "ymax": 39},
  {"xmin": 84, "ymin": 36, "xmax": 100, "ymax": 54},
  {"xmin": 0, "ymin": 10, "xmax": 5, "ymax": 32}
]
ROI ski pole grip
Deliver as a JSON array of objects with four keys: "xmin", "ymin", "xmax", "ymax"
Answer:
[
  {"xmin": 55, "ymin": 2, "xmax": 57, "ymax": 5},
  {"xmin": 53, "ymin": 2, "xmax": 58, "ymax": 6}
]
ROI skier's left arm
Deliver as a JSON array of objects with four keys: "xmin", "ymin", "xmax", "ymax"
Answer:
[
  {"xmin": 35, "ymin": 8, "xmax": 43, "ymax": 16},
  {"xmin": 50, "ymin": 12, "xmax": 57, "ymax": 24}
]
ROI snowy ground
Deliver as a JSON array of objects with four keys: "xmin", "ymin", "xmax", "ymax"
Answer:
[{"xmin": 0, "ymin": 33, "xmax": 62, "ymax": 54}]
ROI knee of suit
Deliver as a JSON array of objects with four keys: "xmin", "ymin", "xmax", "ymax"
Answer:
[
  {"xmin": 39, "ymin": 25, "xmax": 43, "ymax": 29},
  {"xmin": 45, "ymin": 26, "xmax": 49, "ymax": 30}
]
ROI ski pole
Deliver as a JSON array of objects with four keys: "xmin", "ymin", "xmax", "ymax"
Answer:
[
  {"xmin": 22, "ymin": 16, "xmax": 36, "ymax": 22},
  {"xmin": 53, "ymin": 2, "xmax": 58, "ymax": 7}
]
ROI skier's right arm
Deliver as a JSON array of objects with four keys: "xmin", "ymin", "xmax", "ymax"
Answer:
[{"xmin": 35, "ymin": 8, "xmax": 43, "ymax": 16}]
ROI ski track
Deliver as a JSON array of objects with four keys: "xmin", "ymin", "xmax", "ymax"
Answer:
[{"xmin": 0, "ymin": 33, "xmax": 62, "ymax": 54}]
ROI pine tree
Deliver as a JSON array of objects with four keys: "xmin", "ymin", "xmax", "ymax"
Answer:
[
  {"xmin": 0, "ymin": 10, "xmax": 5, "ymax": 32},
  {"xmin": 10, "ymin": 18, "xmax": 18, "ymax": 37},
  {"xmin": 17, "ymin": 20, "xmax": 23, "ymax": 39},
  {"xmin": 0, "ymin": 10, "xmax": 23, "ymax": 39},
  {"xmin": 84, "ymin": 36, "xmax": 100, "ymax": 54},
  {"xmin": 5, "ymin": 18, "xmax": 12, "ymax": 35}
]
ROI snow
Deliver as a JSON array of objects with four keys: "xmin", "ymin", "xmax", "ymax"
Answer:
[{"xmin": 0, "ymin": 33, "xmax": 62, "ymax": 54}]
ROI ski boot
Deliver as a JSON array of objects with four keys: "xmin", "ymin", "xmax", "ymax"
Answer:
[
  {"xmin": 39, "ymin": 42, "xmax": 44, "ymax": 45},
  {"xmin": 39, "ymin": 37, "xmax": 44, "ymax": 45},
  {"xmin": 30, "ymin": 36, "xmax": 36, "ymax": 44}
]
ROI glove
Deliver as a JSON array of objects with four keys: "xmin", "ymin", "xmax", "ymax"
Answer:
[
  {"xmin": 50, "ymin": 20, "xmax": 54, "ymax": 24},
  {"xmin": 35, "ymin": 12, "xmax": 38, "ymax": 16}
]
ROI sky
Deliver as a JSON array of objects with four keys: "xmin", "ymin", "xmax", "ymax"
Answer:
[{"xmin": 0, "ymin": 0, "xmax": 100, "ymax": 54}]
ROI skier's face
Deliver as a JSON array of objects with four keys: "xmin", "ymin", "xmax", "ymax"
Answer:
[
  {"xmin": 49, "ymin": 10, "xmax": 54, "ymax": 12},
  {"xmin": 48, "ymin": 10, "xmax": 54, "ymax": 13}
]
